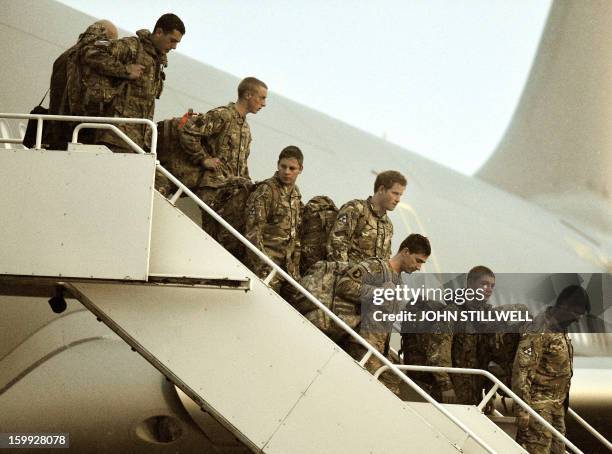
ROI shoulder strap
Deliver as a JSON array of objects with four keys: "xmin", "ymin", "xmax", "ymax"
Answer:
[{"xmin": 38, "ymin": 88, "xmax": 50, "ymax": 107}]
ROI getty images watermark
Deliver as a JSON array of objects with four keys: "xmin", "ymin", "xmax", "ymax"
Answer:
[{"xmin": 360, "ymin": 273, "xmax": 611, "ymax": 334}]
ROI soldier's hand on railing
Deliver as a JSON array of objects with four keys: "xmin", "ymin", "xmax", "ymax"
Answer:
[
  {"xmin": 126, "ymin": 64, "xmax": 145, "ymax": 80},
  {"xmin": 203, "ymin": 157, "xmax": 222, "ymax": 170},
  {"xmin": 441, "ymin": 389, "xmax": 457, "ymax": 404}
]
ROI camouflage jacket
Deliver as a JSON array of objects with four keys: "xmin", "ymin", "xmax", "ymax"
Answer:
[
  {"xmin": 82, "ymin": 29, "xmax": 167, "ymax": 148},
  {"xmin": 326, "ymin": 197, "xmax": 393, "ymax": 265},
  {"xmin": 336, "ymin": 258, "xmax": 399, "ymax": 336},
  {"xmin": 402, "ymin": 300, "xmax": 456, "ymax": 392},
  {"xmin": 51, "ymin": 23, "xmax": 110, "ymax": 116},
  {"xmin": 244, "ymin": 174, "xmax": 302, "ymax": 277},
  {"xmin": 199, "ymin": 103, "xmax": 252, "ymax": 188},
  {"xmin": 335, "ymin": 258, "xmax": 397, "ymax": 303},
  {"xmin": 512, "ymin": 308, "xmax": 573, "ymax": 408},
  {"xmin": 157, "ymin": 112, "xmax": 208, "ymax": 188}
]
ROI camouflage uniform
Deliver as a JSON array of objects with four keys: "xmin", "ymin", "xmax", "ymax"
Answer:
[
  {"xmin": 335, "ymin": 258, "xmax": 402, "ymax": 396},
  {"xmin": 451, "ymin": 300, "xmax": 494, "ymax": 405},
  {"xmin": 154, "ymin": 112, "xmax": 209, "ymax": 196},
  {"xmin": 401, "ymin": 302, "xmax": 455, "ymax": 401},
  {"xmin": 47, "ymin": 23, "xmax": 111, "ymax": 149},
  {"xmin": 82, "ymin": 29, "xmax": 167, "ymax": 152},
  {"xmin": 326, "ymin": 197, "xmax": 393, "ymax": 265},
  {"xmin": 244, "ymin": 174, "xmax": 301, "ymax": 293},
  {"xmin": 512, "ymin": 308, "xmax": 573, "ymax": 454},
  {"xmin": 196, "ymin": 103, "xmax": 252, "ymax": 237}
]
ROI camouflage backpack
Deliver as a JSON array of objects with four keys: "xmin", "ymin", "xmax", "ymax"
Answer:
[
  {"xmin": 300, "ymin": 196, "xmax": 338, "ymax": 275},
  {"xmin": 155, "ymin": 111, "xmax": 205, "ymax": 190},
  {"xmin": 213, "ymin": 178, "xmax": 278, "ymax": 261},
  {"xmin": 291, "ymin": 260, "xmax": 355, "ymax": 340}
]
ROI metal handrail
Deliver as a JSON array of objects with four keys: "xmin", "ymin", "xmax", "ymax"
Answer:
[
  {"xmin": 0, "ymin": 113, "xmax": 157, "ymax": 153},
  {"xmin": 0, "ymin": 114, "xmax": 495, "ymax": 453},
  {"xmin": 374, "ymin": 363, "xmax": 589, "ymax": 454},
  {"xmin": 150, "ymin": 159, "xmax": 497, "ymax": 452},
  {"xmin": 567, "ymin": 408, "xmax": 612, "ymax": 451}
]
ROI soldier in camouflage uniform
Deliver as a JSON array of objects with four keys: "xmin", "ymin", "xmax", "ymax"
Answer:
[
  {"xmin": 47, "ymin": 20, "xmax": 118, "ymax": 149},
  {"xmin": 512, "ymin": 285, "xmax": 589, "ymax": 454},
  {"xmin": 327, "ymin": 170, "xmax": 406, "ymax": 265},
  {"xmin": 244, "ymin": 146, "xmax": 303, "ymax": 294},
  {"xmin": 451, "ymin": 266, "xmax": 496, "ymax": 405},
  {"xmin": 196, "ymin": 77, "xmax": 268, "ymax": 238},
  {"xmin": 335, "ymin": 234, "xmax": 431, "ymax": 397},
  {"xmin": 81, "ymin": 14, "xmax": 185, "ymax": 153},
  {"xmin": 401, "ymin": 302, "xmax": 457, "ymax": 403}
]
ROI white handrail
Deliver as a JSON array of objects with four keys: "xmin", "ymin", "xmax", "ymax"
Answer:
[
  {"xmin": 0, "ymin": 113, "xmax": 157, "ymax": 152},
  {"xmin": 150, "ymin": 163, "xmax": 497, "ymax": 454},
  {"xmin": 567, "ymin": 408, "xmax": 612, "ymax": 451},
  {"xmin": 0, "ymin": 112, "xmax": 495, "ymax": 452},
  {"xmin": 374, "ymin": 364, "xmax": 587, "ymax": 454}
]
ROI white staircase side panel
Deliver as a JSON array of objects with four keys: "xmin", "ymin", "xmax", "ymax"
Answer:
[
  {"xmin": 149, "ymin": 192, "xmax": 251, "ymax": 283},
  {"xmin": 407, "ymin": 402, "xmax": 527, "ymax": 453},
  {"xmin": 0, "ymin": 149, "xmax": 155, "ymax": 280},
  {"xmin": 262, "ymin": 351, "xmax": 460, "ymax": 454},
  {"xmin": 66, "ymin": 281, "xmax": 467, "ymax": 453}
]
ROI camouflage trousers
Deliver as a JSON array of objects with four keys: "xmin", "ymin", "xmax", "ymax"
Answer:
[
  {"xmin": 516, "ymin": 404, "xmax": 566, "ymax": 454},
  {"xmin": 342, "ymin": 332, "xmax": 401, "ymax": 397},
  {"xmin": 196, "ymin": 187, "xmax": 221, "ymax": 237}
]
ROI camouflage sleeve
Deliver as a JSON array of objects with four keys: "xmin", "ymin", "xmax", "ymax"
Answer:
[
  {"xmin": 425, "ymin": 333, "xmax": 454, "ymax": 391},
  {"xmin": 511, "ymin": 333, "xmax": 542, "ymax": 404},
  {"xmin": 201, "ymin": 109, "xmax": 229, "ymax": 139},
  {"xmin": 81, "ymin": 37, "xmax": 134, "ymax": 79},
  {"xmin": 244, "ymin": 184, "xmax": 272, "ymax": 255},
  {"xmin": 384, "ymin": 222, "xmax": 393, "ymax": 260},
  {"xmin": 326, "ymin": 201, "xmax": 360, "ymax": 262},
  {"xmin": 177, "ymin": 115, "xmax": 207, "ymax": 165},
  {"xmin": 335, "ymin": 263, "xmax": 367, "ymax": 303}
]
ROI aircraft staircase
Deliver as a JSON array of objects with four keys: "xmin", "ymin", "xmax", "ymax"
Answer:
[{"xmin": 1, "ymin": 114, "xmax": 608, "ymax": 453}]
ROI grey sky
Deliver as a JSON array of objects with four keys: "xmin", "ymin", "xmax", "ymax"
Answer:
[{"xmin": 58, "ymin": 0, "xmax": 552, "ymax": 175}]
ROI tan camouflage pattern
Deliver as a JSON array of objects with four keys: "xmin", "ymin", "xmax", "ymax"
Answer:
[
  {"xmin": 292, "ymin": 260, "xmax": 353, "ymax": 341},
  {"xmin": 512, "ymin": 308, "xmax": 573, "ymax": 454},
  {"xmin": 199, "ymin": 103, "xmax": 252, "ymax": 189},
  {"xmin": 300, "ymin": 196, "xmax": 338, "ymax": 275},
  {"xmin": 336, "ymin": 258, "xmax": 402, "ymax": 396},
  {"xmin": 211, "ymin": 177, "xmax": 254, "ymax": 259},
  {"xmin": 48, "ymin": 23, "xmax": 112, "ymax": 148},
  {"xmin": 66, "ymin": 24, "xmax": 124, "ymax": 118},
  {"xmin": 244, "ymin": 174, "xmax": 302, "ymax": 292},
  {"xmin": 83, "ymin": 29, "xmax": 167, "ymax": 150},
  {"xmin": 154, "ymin": 112, "xmax": 209, "ymax": 194},
  {"xmin": 402, "ymin": 330, "xmax": 454, "ymax": 399},
  {"xmin": 326, "ymin": 197, "xmax": 393, "ymax": 265}
]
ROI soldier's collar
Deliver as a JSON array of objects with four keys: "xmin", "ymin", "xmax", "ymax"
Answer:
[
  {"xmin": 227, "ymin": 102, "xmax": 246, "ymax": 122},
  {"xmin": 366, "ymin": 196, "xmax": 387, "ymax": 218}
]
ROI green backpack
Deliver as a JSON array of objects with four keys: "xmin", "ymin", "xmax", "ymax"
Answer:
[{"xmin": 300, "ymin": 196, "xmax": 338, "ymax": 275}]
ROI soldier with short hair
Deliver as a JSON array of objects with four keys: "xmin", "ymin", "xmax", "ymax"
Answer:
[
  {"xmin": 244, "ymin": 146, "xmax": 303, "ymax": 294},
  {"xmin": 196, "ymin": 77, "xmax": 268, "ymax": 238},
  {"xmin": 327, "ymin": 170, "xmax": 406, "ymax": 265},
  {"xmin": 335, "ymin": 234, "xmax": 431, "ymax": 397},
  {"xmin": 82, "ymin": 13, "xmax": 185, "ymax": 153},
  {"xmin": 512, "ymin": 285, "xmax": 589, "ymax": 454}
]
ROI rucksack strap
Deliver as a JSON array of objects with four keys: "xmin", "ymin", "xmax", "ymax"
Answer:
[{"xmin": 38, "ymin": 89, "xmax": 50, "ymax": 107}]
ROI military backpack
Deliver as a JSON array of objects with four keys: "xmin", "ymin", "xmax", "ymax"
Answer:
[{"xmin": 299, "ymin": 196, "xmax": 338, "ymax": 275}]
